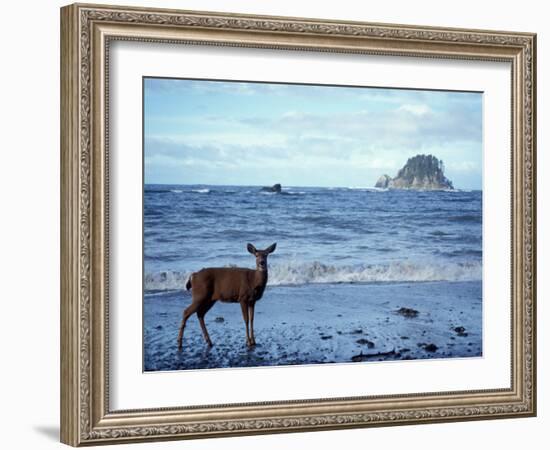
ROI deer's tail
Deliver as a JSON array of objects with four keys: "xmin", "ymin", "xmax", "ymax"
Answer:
[{"xmin": 185, "ymin": 275, "xmax": 192, "ymax": 291}]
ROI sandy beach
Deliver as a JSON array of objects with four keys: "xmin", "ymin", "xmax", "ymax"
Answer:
[{"xmin": 144, "ymin": 280, "xmax": 482, "ymax": 371}]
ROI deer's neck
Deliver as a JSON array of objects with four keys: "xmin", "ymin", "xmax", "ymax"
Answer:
[
  {"xmin": 253, "ymin": 269, "xmax": 268, "ymax": 299},
  {"xmin": 254, "ymin": 269, "xmax": 268, "ymax": 287}
]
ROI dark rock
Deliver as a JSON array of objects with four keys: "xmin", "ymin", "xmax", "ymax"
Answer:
[
  {"xmin": 214, "ymin": 317, "xmax": 225, "ymax": 323},
  {"xmin": 375, "ymin": 154, "xmax": 454, "ymax": 190},
  {"xmin": 396, "ymin": 307, "xmax": 419, "ymax": 318},
  {"xmin": 321, "ymin": 335, "xmax": 333, "ymax": 340},
  {"xmin": 351, "ymin": 329, "xmax": 363, "ymax": 334},
  {"xmin": 454, "ymin": 326, "xmax": 468, "ymax": 337},
  {"xmin": 260, "ymin": 183, "xmax": 282, "ymax": 193},
  {"xmin": 424, "ymin": 344, "xmax": 438, "ymax": 352},
  {"xmin": 351, "ymin": 349, "xmax": 396, "ymax": 362},
  {"xmin": 356, "ymin": 338, "xmax": 375, "ymax": 348}
]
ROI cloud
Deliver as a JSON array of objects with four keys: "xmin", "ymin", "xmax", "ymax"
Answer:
[
  {"xmin": 398, "ymin": 104, "xmax": 431, "ymax": 116},
  {"xmin": 144, "ymin": 79, "xmax": 482, "ymax": 188},
  {"xmin": 446, "ymin": 161, "xmax": 480, "ymax": 172}
]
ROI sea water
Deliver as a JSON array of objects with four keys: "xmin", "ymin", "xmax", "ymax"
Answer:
[
  {"xmin": 144, "ymin": 185, "xmax": 482, "ymax": 290},
  {"xmin": 143, "ymin": 185, "xmax": 483, "ymax": 370}
]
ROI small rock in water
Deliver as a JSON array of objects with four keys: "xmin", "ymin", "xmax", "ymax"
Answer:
[
  {"xmin": 321, "ymin": 335, "xmax": 333, "ymax": 340},
  {"xmin": 351, "ymin": 329, "xmax": 363, "ymax": 335},
  {"xmin": 214, "ymin": 317, "xmax": 225, "ymax": 323},
  {"xmin": 356, "ymin": 338, "xmax": 375, "ymax": 348},
  {"xmin": 454, "ymin": 326, "xmax": 468, "ymax": 337},
  {"xmin": 400, "ymin": 336, "xmax": 410, "ymax": 340},
  {"xmin": 155, "ymin": 325, "xmax": 163, "ymax": 330},
  {"xmin": 261, "ymin": 183, "xmax": 282, "ymax": 193},
  {"xmin": 396, "ymin": 307, "xmax": 419, "ymax": 318},
  {"xmin": 424, "ymin": 344, "xmax": 438, "ymax": 352}
]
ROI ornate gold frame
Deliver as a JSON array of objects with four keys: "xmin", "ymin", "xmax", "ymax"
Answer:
[{"xmin": 60, "ymin": 3, "xmax": 537, "ymax": 446}]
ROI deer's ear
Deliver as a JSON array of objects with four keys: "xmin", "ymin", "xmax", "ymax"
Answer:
[
  {"xmin": 247, "ymin": 243, "xmax": 257, "ymax": 255},
  {"xmin": 265, "ymin": 243, "xmax": 277, "ymax": 254}
]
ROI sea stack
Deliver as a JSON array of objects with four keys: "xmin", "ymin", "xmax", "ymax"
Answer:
[
  {"xmin": 374, "ymin": 174, "xmax": 392, "ymax": 189},
  {"xmin": 261, "ymin": 183, "xmax": 282, "ymax": 193},
  {"xmin": 375, "ymin": 154, "xmax": 454, "ymax": 190}
]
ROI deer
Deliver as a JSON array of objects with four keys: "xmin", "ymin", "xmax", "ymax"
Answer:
[{"xmin": 177, "ymin": 243, "xmax": 277, "ymax": 351}]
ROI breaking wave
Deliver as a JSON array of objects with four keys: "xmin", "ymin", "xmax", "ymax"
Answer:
[{"xmin": 144, "ymin": 260, "xmax": 481, "ymax": 291}]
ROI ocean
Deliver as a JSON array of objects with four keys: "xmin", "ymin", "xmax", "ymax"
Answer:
[
  {"xmin": 144, "ymin": 185, "xmax": 482, "ymax": 289},
  {"xmin": 143, "ymin": 185, "xmax": 483, "ymax": 371}
]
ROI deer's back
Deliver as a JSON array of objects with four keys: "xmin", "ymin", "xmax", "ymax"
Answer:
[{"xmin": 192, "ymin": 267, "xmax": 256, "ymax": 302}]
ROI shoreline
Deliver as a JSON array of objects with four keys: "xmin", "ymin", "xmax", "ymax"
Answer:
[
  {"xmin": 144, "ymin": 278, "xmax": 479, "ymax": 296},
  {"xmin": 144, "ymin": 280, "xmax": 482, "ymax": 372}
]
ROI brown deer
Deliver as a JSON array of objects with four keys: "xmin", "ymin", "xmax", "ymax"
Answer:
[{"xmin": 177, "ymin": 243, "xmax": 276, "ymax": 351}]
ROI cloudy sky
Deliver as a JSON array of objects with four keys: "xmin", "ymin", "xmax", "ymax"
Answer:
[{"xmin": 144, "ymin": 78, "xmax": 482, "ymax": 189}]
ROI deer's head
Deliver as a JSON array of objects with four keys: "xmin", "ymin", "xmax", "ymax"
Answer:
[{"xmin": 247, "ymin": 243, "xmax": 276, "ymax": 271}]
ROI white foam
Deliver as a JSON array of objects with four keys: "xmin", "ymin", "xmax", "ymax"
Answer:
[
  {"xmin": 269, "ymin": 260, "xmax": 481, "ymax": 285},
  {"xmin": 144, "ymin": 260, "xmax": 481, "ymax": 291},
  {"xmin": 144, "ymin": 270, "xmax": 193, "ymax": 291}
]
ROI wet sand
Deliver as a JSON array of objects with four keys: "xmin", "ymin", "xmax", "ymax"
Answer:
[{"xmin": 144, "ymin": 281, "xmax": 482, "ymax": 371}]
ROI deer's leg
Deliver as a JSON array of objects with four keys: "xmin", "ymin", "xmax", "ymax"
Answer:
[
  {"xmin": 197, "ymin": 302, "xmax": 215, "ymax": 347},
  {"xmin": 177, "ymin": 302, "xmax": 200, "ymax": 351},
  {"xmin": 240, "ymin": 301, "xmax": 252, "ymax": 347},
  {"xmin": 248, "ymin": 303, "xmax": 256, "ymax": 346}
]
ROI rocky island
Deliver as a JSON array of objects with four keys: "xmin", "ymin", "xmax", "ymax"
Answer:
[
  {"xmin": 375, "ymin": 154, "xmax": 454, "ymax": 190},
  {"xmin": 261, "ymin": 183, "xmax": 282, "ymax": 193}
]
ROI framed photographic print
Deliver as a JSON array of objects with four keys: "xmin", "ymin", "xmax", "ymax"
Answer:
[{"xmin": 60, "ymin": 3, "xmax": 537, "ymax": 446}]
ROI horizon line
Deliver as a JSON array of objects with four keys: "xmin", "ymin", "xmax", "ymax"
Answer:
[{"xmin": 144, "ymin": 182, "xmax": 482, "ymax": 191}]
